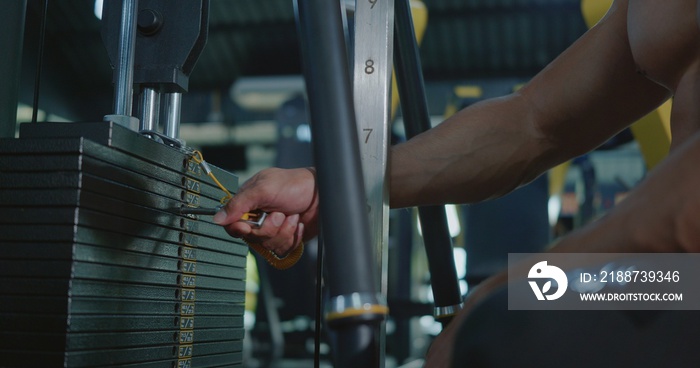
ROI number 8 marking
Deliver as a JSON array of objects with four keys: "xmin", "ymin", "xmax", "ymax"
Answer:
[{"xmin": 365, "ymin": 59, "xmax": 375, "ymax": 74}]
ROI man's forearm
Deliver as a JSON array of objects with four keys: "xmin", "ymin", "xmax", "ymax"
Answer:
[{"xmin": 389, "ymin": 93, "xmax": 558, "ymax": 208}]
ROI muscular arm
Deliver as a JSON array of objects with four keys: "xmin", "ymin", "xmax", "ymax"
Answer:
[
  {"xmin": 390, "ymin": 0, "xmax": 671, "ymax": 208},
  {"xmin": 219, "ymin": 0, "xmax": 673, "ymax": 256}
]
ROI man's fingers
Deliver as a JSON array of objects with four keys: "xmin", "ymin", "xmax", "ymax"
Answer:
[
  {"xmin": 220, "ymin": 211, "xmax": 284, "ymax": 240},
  {"xmin": 213, "ymin": 202, "xmax": 247, "ymax": 226},
  {"xmin": 296, "ymin": 222, "xmax": 304, "ymax": 243},
  {"xmin": 213, "ymin": 185, "xmax": 263, "ymax": 226},
  {"xmin": 261, "ymin": 213, "xmax": 299, "ymax": 257},
  {"xmin": 220, "ymin": 210, "xmax": 303, "ymax": 258},
  {"xmin": 222, "ymin": 220, "xmax": 253, "ymax": 239},
  {"xmin": 242, "ymin": 213, "xmax": 297, "ymax": 257},
  {"xmin": 213, "ymin": 206, "xmax": 229, "ymax": 225}
]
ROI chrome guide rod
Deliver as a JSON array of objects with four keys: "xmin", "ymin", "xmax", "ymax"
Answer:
[
  {"xmin": 113, "ymin": 0, "xmax": 138, "ymax": 117},
  {"xmin": 104, "ymin": 0, "xmax": 140, "ymax": 131},
  {"xmin": 139, "ymin": 87, "xmax": 159, "ymax": 132},
  {"xmin": 163, "ymin": 92, "xmax": 182, "ymax": 139}
]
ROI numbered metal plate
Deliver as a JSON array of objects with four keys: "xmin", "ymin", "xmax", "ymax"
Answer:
[
  {"xmin": 352, "ymin": 0, "xmax": 394, "ymax": 364},
  {"xmin": 353, "ymin": 0, "xmax": 394, "ymax": 293}
]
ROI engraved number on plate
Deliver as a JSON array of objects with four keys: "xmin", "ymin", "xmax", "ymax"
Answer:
[
  {"xmin": 180, "ymin": 275, "xmax": 196, "ymax": 287},
  {"xmin": 179, "ymin": 330, "xmax": 195, "ymax": 343},
  {"xmin": 181, "ymin": 248, "xmax": 197, "ymax": 260},
  {"xmin": 180, "ymin": 302, "xmax": 195, "ymax": 316},
  {"xmin": 180, "ymin": 260, "xmax": 197, "ymax": 274},
  {"xmin": 179, "ymin": 317, "xmax": 195, "ymax": 329},
  {"xmin": 180, "ymin": 289, "xmax": 196, "ymax": 301},
  {"xmin": 186, "ymin": 160, "xmax": 201, "ymax": 175},
  {"xmin": 178, "ymin": 345, "xmax": 193, "ymax": 358},
  {"xmin": 184, "ymin": 178, "xmax": 201, "ymax": 193}
]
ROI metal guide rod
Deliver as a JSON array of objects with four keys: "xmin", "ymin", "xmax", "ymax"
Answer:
[
  {"xmin": 353, "ymin": 0, "xmax": 394, "ymax": 363},
  {"xmin": 163, "ymin": 92, "xmax": 182, "ymax": 139},
  {"xmin": 295, "ymin": 0, "xmax": 385, "ymax": 366},
  {"xmin": 139, "ymin": 87, "xmax": 159, "ymax": 132},
  {"xmin": 103, "ymin": 0, "xmax": 140, "ymax": 131},
  {"xmin": 113, "ymin": 0, "xmax": 138, "ymax": 117},
  {"xmin": 393, "ymin": 0, "xmax": 463, "ymax": 322}
]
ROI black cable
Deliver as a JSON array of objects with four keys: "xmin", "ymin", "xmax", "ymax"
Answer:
[{"xmin": 31, "ymin": 0, "xmax": 49, "ymax": 123}]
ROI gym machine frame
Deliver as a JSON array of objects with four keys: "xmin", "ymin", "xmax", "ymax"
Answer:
[
  {"xmin": 296, "ymin": 0, "xmax": 463, "ymax": 366},
  {"xmin": 0, "ymin": 0, "xmax": 464, "ymax": 366}
]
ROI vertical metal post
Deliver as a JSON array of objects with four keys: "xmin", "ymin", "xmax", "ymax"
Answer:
[
  {"xmin": 0, "ymin": 0, "xmax": 27, "ymax": 138},
  {"xmin": 104, "ymin": 0, "xmax": 140, "ymax": 131},
  {"xmin": 393, "ymin": 0, "xmax": 463, "ymax": 323},
  {"xmin": 139, "ymin": 87, "xmax": 160, "ymax": 132},
  {"xmin": 163, "ymin": 92, "xmax": 182, "ymax": 139},
  {"xmin": 114, "ymin": 0, "xmax": 137, "ymax": 116},
  {"xmin": 353, "ymin": 0, "xmax": 394, "ymax": 363},
  {"xmin": 295, "ymin": 0, "xmax": 387, "ymax": 366}
]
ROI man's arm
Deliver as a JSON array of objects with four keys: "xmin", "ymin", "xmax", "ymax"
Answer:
[
  {"xmin": 217, "ymin": 0, "xmax": 670, "ymax": 255},
  {"xmin": 390, "ymin": 0, "xmax": 671, "ymax": 208}
]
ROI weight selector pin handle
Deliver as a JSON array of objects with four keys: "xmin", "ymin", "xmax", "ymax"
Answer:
[{"xmin": 180, "ymin": 206, "xmax": 267, "ymax": 228}]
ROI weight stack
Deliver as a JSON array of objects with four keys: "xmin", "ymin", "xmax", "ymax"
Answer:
[{"xmin": 0, "ymin": 122, "xmax": 247, "ymax": 367}]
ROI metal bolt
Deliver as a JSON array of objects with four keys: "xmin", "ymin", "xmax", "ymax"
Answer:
[{"xmin": 137, "ymin": 9, "xmax": 162, "ymax": 36}]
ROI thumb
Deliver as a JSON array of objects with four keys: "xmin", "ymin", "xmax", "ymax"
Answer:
[
  {"xmin": 213, "ymin": 206, "xmax": 229, "ymax": 225},
  {"xmin": 214, "ymin": 196, "xmax": 255, "ymax": 225}
]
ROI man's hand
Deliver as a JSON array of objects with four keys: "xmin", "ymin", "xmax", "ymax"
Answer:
[{"xmin": 213, "ymin": 167, "xmax": 319, "ymax": 257}]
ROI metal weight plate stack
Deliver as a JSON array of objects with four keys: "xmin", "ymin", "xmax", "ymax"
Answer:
[{"xmin": 0, "ymin": 122, "xmax": 247, "ymax": 367}]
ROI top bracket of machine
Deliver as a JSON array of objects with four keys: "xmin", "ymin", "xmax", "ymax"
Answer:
[{"xmin": 101, "ymin": 0, "xmax": 209, "ymax": 93}]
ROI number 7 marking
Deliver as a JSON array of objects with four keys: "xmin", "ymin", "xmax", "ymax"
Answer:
[{"xmin": 363, "ymin": 128, "xmax": 373, "ymax": 144}]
